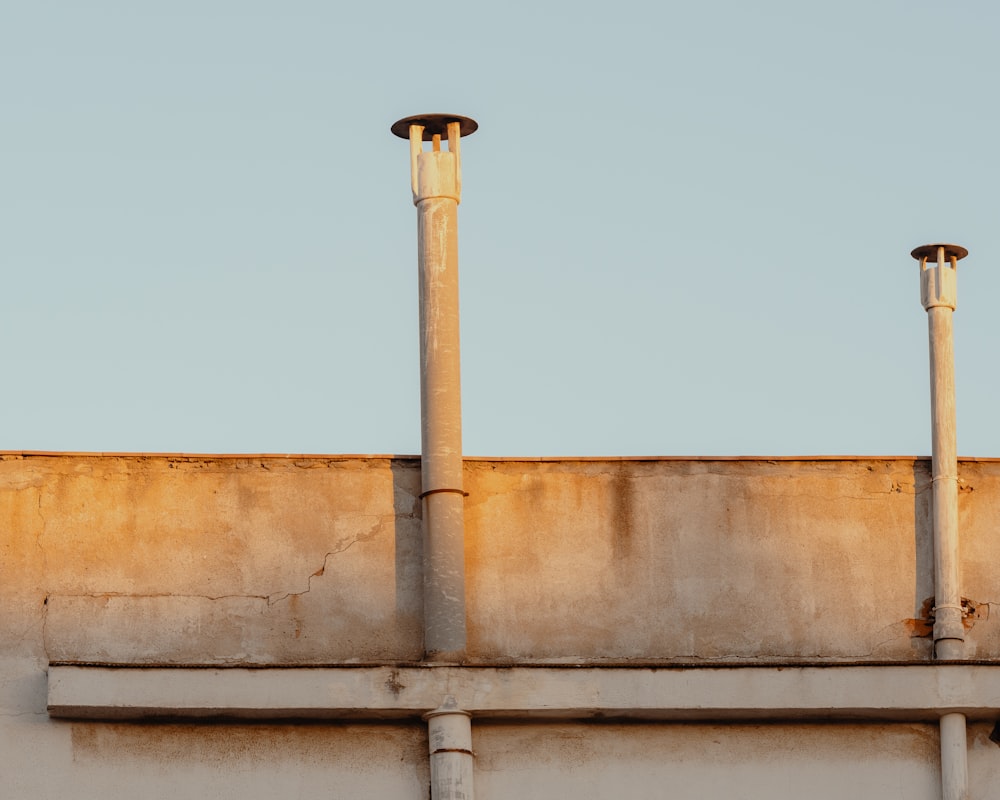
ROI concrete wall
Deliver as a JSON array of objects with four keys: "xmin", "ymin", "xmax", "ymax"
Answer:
[
  {"xmin": 465, "ymin": 457, "xmax": 993, "ymax": 662},
  {"xmin": 9, "ymin": 454, "xmax": 997, "ymax": 665},
  {"xmin": 5, "ymin": 721, "xmax": 428, "ymax": 800},
  {"xmin": 473, "ymin": 722, "xmax": 943, "ymax": 800},
  {"xmin": 3, "ymin": 453, "xmax": 999, "ymax": 797}
]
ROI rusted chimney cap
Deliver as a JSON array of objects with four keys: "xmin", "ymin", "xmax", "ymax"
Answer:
[
  {"xmin": 391, "ymin": 114, "xmax": 478, "ymax": 140},
  {"xmin": 910, "ymin": 243, "xmax": 969, "ymax": 261}
]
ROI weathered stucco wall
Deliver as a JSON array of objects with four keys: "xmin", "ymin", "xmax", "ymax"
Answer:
[
  {"xmin": 464, "ymin": 456, "xmax": 1000, "ymax": 661},
  {"xmin": 5, "ymin": 455, "xmax": 425, "ymax": 665},
  {"xmin": 2, "ymin": 453, "xmax": 999, "ymax": 798},
  {"xmin": 3, "ymin": 454, "xmax": 995, "ymax": 665}
]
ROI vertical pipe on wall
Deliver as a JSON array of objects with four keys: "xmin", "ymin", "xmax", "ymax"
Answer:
[
  {"xmin": 911, "ymin": 242, "xmax": 970, "ymax": 800},
  {"xmin": 392, "ymin": 114, "xmax": 478, "ymax": 661},
  {"xmin": 940, "ymin": 712, "xmax": 969, "ymax": 800},
  {"xmin": 425, "ymin": 697, "xmax": 475, "ymax": 800},
  {"xmin": 918, "ymin": 243, "xmax": 965, "ymax": 662}
]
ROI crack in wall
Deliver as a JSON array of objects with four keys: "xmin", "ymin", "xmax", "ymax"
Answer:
[
  {"xmin": 48, "ymin": 592, "xmax": 270, "ymax": 602},
  {"xmin": 33, "ymin": 487, "xmax": 49, "ymax": 573},
  {"xmin": 13, "ymin": 595, "xmax": 48, "ymax": 648},
  {"xmin": 40, "ymin": 594, "xmax": 49, "ymax": 662},
  {"xmin": 40, "ymin": 515, "xmax": 395, "ymax": 611},
  {"xmin": 868, "ymin": 621, "xmax": 923, "ymax": 656},
  {"xmin": 266, "ymin": 516, "xmax": 387, "ymax": 606}
]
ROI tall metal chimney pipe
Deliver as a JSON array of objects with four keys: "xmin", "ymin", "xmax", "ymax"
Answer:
[
  {"xmin": 911, "ymin": 242, "xmax": 969, "ymax": 800},
  {"xmin": 911, "ymin": 242, "xmax": 968, "ymax": 660},
  {"xmin": 392, "ymin": 113, "xmax": 478, "ymax": 661}
]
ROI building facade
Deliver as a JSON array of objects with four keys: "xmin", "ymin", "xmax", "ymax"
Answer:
[{"xmin": 2, "ymin": 451, "xmax": 999, "ymax": 798}]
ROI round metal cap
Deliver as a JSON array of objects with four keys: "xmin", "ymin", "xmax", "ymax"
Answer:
[
  {"xmin": 391, "ymin": 114, "xmax": 478, "ymax": 140},
  {"xmin": 910, "ymin": 243, "xmax": 969, "ymax": 261}
]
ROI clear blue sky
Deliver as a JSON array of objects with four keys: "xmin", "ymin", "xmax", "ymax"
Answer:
[{"xmin": 3, "ymin": 1, "xmax": 998, "ymax": 457}]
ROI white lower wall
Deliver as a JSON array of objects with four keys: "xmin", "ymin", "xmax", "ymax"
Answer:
[
  {"xmin": 473, "ymin": 722, "xmax": 940, "ymax": 800},
  {"xmin": 2, "ymin": 718, "xmax": 429, "ymax": 800},
  {"xmin": 2, "ymin": 715, "xmax": 959, "ymax": 800}
]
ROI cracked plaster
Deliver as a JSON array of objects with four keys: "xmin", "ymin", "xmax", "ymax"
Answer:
[
  {"xmin": 4, "ymin": 454, "xmax": 1000, "ymax": 799},
  {"xmin": 2, "ymin": 456, "xmax": 999, "ymax": 666}
]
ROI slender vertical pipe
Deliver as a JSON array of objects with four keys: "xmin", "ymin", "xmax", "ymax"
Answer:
[
  {"xmin": 911, "ymin": 242, "xmax": 970, "ymax": 800},
  {"xmin": 915, "ymin": 243, "xmax": 967, "ymax": 660},
  {"xmin": 425, "ymin": 697, "xmax": 475, "ymax": 800},
  {"xmin": 940, "ymin": 712, "xmax": 969, "ymax": 800},
  {"xmin": 392, "ymin": 114, "xmax": 478, "ymax": 661}
]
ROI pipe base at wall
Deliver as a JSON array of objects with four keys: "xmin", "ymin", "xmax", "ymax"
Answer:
[{"xmin": 940, "ymin": 712, "xmax": 968, "ymax": 800}]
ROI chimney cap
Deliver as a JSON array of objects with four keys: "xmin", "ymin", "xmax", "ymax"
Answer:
[
  {"xmin": 910, "ymin": 243, "xmax": 969, "ymax": 261},
  {"xmin": 391, "ymin": 114, "xmax": 478, "ymax": 140}
]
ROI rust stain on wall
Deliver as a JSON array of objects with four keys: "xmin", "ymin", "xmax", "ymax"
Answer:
[{"xmin": 611, "ymin": 470, "xmax": 634, "ymax": 560}]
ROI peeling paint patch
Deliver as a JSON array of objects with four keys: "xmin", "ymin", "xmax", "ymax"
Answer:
[
  {"xmin": 905, "ymin": 597, "xmax": 935, "ymax": 638},
  {"xmin": 904, "ymin": 596, "xmax": 988, "ymax": 638}
]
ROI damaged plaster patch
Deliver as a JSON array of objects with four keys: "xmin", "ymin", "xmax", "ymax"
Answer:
[
  {"xmin": 904, "ymin": 597, "xmax": 990, "ymax": 639},
  {"xmin": 963, "ymin": 599, "xmax": 990, "ymax": 627}
]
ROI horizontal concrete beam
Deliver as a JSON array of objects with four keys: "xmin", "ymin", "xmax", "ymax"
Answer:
[{"xmin": 47, "ymin": 664, "xmax": 1000, "ymax": 722}]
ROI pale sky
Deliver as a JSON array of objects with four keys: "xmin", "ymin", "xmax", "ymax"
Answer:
[{"xmin": 3, "ymin": 1, "xmax": 998, "ymax": 457}]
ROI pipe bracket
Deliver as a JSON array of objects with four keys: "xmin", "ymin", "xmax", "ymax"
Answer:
[
  {"xmin": 430, "ymin": 747, "xmax": 475, "ymax": 756},
  {"xmin": 419, "ymin": 487, "xmax": 470, "ymax": 499}
]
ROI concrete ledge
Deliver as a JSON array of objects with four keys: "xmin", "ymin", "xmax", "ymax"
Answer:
[{"xmin": 47, "ymin": 664, "xmax": 1000, "ymax": 722}]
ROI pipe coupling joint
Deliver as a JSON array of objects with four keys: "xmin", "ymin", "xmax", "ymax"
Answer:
[
  {"xmin": 933, "ymin": 616, "xmax": 967, "ymax": 644},
  {"xmin": 413, "ymin": 152, "xmax": 461, "ymax": 205},
  {"xmin": 424, "ymin": 697, "xmax": 473, "ymax": 754},
  {"xmin": 921, "ymin": 264, "xmax": 957, "ymax": 311}
]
